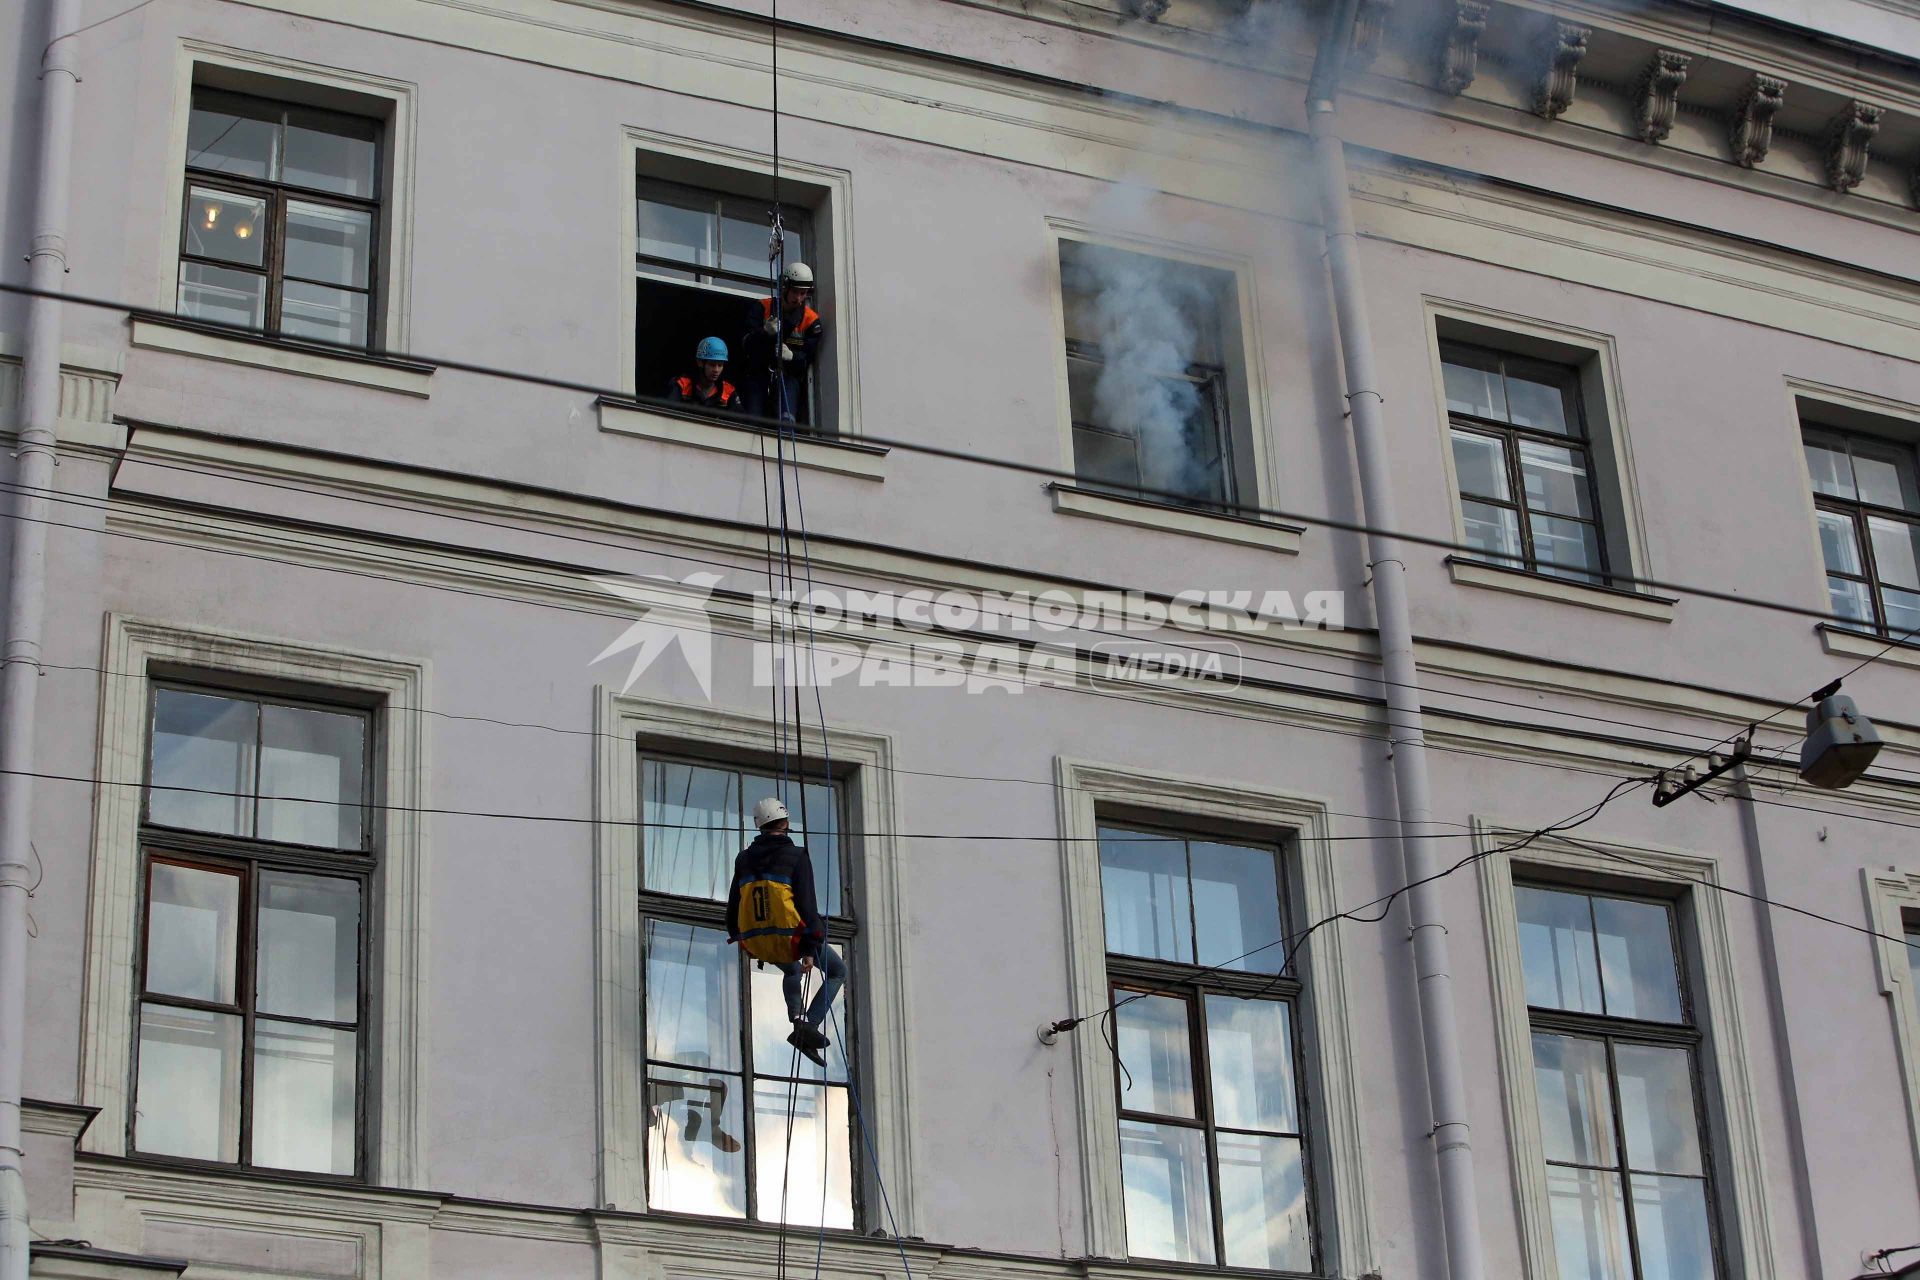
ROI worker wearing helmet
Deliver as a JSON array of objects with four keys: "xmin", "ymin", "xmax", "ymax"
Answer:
[
  {"xmin": 726, "ymin": 796, "xmax": 844, "ymax": 1066},
  {"xmin": 666, "ymin": 336, "xmax": 740, "ymax": 410},
  {"xmin": 739, "ymin": 262, "xmax": 823, "ymax": 424}
]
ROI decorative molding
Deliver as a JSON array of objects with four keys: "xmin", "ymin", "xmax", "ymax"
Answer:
[
  {"xmin": 1117, "ymin": 0, "xmax": 1170, "ymax": 20},
  {"xmin": 1728, "ymin": 74, "xmax": 1786, "ymax": 167},
  {"xmin": 596, "ymin": 397, "xmax": 886, "ymax": 481},
  {"xmin": 1824, "ymin": 100, "xmax": 1884, "ymax": 192},
  {"xmin": 1633, "ymin": 49, "xmax": 1692, "ymax": 144},
  {"xmin": 1530, "ymin": 21, "xmax": 1591, "ymax": 121},
  {"xmin": 0, "ymin": 338, "xmax": 121, "ymax": 435},
  {"xmin": 1445, "ymin": 556, "xmax": 1676, "ymax": 620},
  {"xmin": 591, "ymin": 692, "xmax": 916, "ymax": 1231},
  {"xmin": 1864, "ymin": 869, "xmax": 1920, "ymax": 1186},
  {"xmin": 77, "ymin": 617, "xmax": 430, "ymax": 1189},
  {"xmin": 1436, "ymin": 0, "xmax": 1488, "ymax": 96},
  {"xmin": 1349, "ymin": 0, "xmax": 1394, "ymax": 70},
  {"xmin": 128, "ymin": 318, "xmax": 434, "ymax": 398},
  {"xmin": 1475, "ymin": 824, "xmax": 1779, "ymax": 1280},
  {"xmin": 1052, "ymin": 759, "xmax": 1376, "ymax": 1273},
  {"xmin": 1047, "ymin": 483, "xmax": 1303, "ymax": 553},
  {"xmin": 1818, "ymin": 623, "xmax": 1920, "ymax": 673}
]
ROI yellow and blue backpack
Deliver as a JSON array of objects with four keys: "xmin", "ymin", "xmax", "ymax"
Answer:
[{"xmin": 734, "ymin": 866, "xmax": 807, "ymax": 964}]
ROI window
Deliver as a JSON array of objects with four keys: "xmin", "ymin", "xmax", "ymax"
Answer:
[
  {"xmin": 1444, "ymin": 342, "xmax": 1609, "ymax": 584},
  {"xmin": 1099, "ymin": 824, "xmax": 1313, "ymax": 1272},
  {"xmin": 131, "ymin": 683, "xmax": 370, "ymax": 1176},
  {"xmin": 636, "ymin": 177, "xmax": 812, "ymax": 424},
  {"xmin": 1803, "ymin": 429, "xmax": 1920, "ymax": 638},
  {"xmin": 1060, "ymin": 242, "xmax": 1245, "ymax": 512},
  {"xmin": 1516, "ymin": 884, "xmax": 1719, "ymax": 1279},
  {"xmin": 639, "ymin": 758, "xmax": 853, "ymax": 1225},
  {"xmin": 178, "ymin": 89, "xmax": 381, "ymax": 347}
]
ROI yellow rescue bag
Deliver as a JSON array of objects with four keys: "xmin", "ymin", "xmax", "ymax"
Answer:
[{"xmin": 735, "ymin": 869, "xmax": 806, "ymax": 964}]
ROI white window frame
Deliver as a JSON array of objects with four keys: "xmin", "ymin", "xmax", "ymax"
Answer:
[
  {"xmin": 141, "ymin": 42, "xmax": 421, "ymax": 387},
  {"xmin": 1866, "ymin": 868, "xmax": 1920, "ymax": 1185},
  {"xmin": 1053, "ymin": 758, "xmax": 1375, "ymax": 1274},
  {"xmin": 1474, "ymin": 821, "xmax": 1777, "ymax": 1280},
  {"xmin": 1423, "ymin": 298, "xmax": 1668, "ymax": 621},
  {"xmin": 592, "ymin": 690, "xmax": 914, "ymax": 1228},
  {"xmin": 1043, "ymin": 221, "xmax": 1294, "ymax": 552},
  {"xmin": 78, "ymin": 615, "xmax": 429, "ymax": 1187}
]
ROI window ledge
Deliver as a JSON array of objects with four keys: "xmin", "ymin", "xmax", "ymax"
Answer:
[
  {"xmin": 596, "ymin": 397, "xmax": 886, "ymax": 481},
  {"xmin": 1048, "ymin": 483, "xmax": 1303, "ymax": 554},
  {"xmin": 1445, "ymin": 556, "xmax": 1676, "ymax": 621},
  {"xmin": 1817, "ymin": 622, "xmax": 1920, "ymax": 670},
  {"xmin": 129, "ymin": 317, "xmax": 434, "ymax": 398}
]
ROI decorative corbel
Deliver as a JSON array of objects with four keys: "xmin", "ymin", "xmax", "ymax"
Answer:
[
  {"xmin": 1530, "ymin": 21, "xmax": 1590, "ymax": 121},
  {"xmin": 1350, "ymin": 0, "xmax": 1394, "ymax": 70},
  {"xmin": 1119, "ymin": 0, "xmax": 1171, "ymax": 20},
  {"xmin": 1436, "ymin": 0, "xmax": 1488, "ymax": 96},
  {"xmin": 1825, "ymin": 100, "xmax": 1882, "ymax": 193},
  {"xmin": 1728, "ymin": 74, "xmax": 1785, "ymax": 167},
  {"xmin": 1633, "ymin": 50, "xmax": 1692, "ymax": 143}
]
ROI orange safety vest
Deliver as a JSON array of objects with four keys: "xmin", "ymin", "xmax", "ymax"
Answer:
[
  {"xmin": 676, "ymin": 376, "xmax": 737, "ymax": 406},
  {"xmin": 759, "ymin": 296, "xmax": 821, "ymax": 338}
]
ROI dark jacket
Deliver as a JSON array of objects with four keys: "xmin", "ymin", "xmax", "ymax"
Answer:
[
  {"xmin": 739, "ymin": 296, "xmax": 824, "ymax": 378},
  {"xmin": 725, "ymin": 831, "xmax": 825, "ymax": 959},
  {"xmin": 666, "ymin": 375, "xmax": 739, "ymax": 409}
]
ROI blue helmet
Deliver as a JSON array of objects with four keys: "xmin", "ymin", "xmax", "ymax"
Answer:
[{"xmin": 695, "ymin": 336, "xmax": 728, "ymax": 362}]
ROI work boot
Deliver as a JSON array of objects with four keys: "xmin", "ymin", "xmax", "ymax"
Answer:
[{"xmin": 787, "ymin": 1018, "xmax": 828, "ymax": 1067}]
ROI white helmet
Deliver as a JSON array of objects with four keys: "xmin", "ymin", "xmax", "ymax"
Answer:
[
  {"xmin": 751, "ymin": 797, "xmax": 790, "ymax": 829},
  {"xmin": 780, "ymin": 262, "xmax": 814, "ymax": 288}
]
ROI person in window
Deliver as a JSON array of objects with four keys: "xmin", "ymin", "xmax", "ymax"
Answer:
[
  {"xmin": 727, "ymin": 796, "xmax": 844, "ymax": 1066},
  {"xmin": 666, "ymin": 336, "xmax": 741, "ymax": 411},
  {"xmin": 739, "ymin": 263, "xmax": 823, "ymax": 424}
]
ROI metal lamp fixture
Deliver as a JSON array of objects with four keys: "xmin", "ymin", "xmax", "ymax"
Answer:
[{"xmin": 1799, "ymin": 680, "xmax": 1882, "ymax": 790}]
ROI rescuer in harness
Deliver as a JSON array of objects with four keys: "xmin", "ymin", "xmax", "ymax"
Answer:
[
  {"xmin": 727, "ymin": 796, "xmax": 844, "ymax": 1066},
  {"xmin": 666, "ymin": 336, "xmax": 740, "ymax": 410},
  {"xmin": 739, "ymin": 263, "xmax": 822, "ymax": 424}
]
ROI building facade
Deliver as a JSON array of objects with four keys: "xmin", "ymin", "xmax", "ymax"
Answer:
[{"xmin": 5, "ymin": 0, "xmax": 1920, "ymax": 1276}]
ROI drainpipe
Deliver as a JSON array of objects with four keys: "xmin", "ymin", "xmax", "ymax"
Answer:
[
  {"xmin": 1305, "ymin": 4, "xmax": 1487, "ymax": 1278},
  {"xmin": 0, "ymin": 3, "xmax": 81, "ymax": 1277}
]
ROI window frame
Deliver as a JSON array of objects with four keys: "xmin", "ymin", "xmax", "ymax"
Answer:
[
  {"xmin": 1514, "ymin": 880, "xmax": 1726, "ymax": 1280},
  {"xmin": 174, "ymin": 86, "xmax": 387, "ymax": 350},
  {"xmin": 1100, "ymin": 822, "xmax": 1319, "ymax": 1273},
  {"xmin": 1802, "ymin": 427, "xmax": 1920, "ymax": 638},
  {"xmin": 127, "ymin": 679, "xmax": 376, "ymax": 1180},
  {"xmin": 1865, "ymin": 869, "xmax": 1920, "ymax": 1191}
]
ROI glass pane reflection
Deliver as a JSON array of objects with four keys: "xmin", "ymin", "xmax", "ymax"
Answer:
[
  {"xmin": 1206, "ymin": 995, "xmax": 1298, "ymax": 1133},
  {"xmin": 146, "ymin": 862, "xmax": 241, "ymax": 1004},
  {"xmin": 1547, "ymin": 1165, "xmax": 1632, "ymax": 1280},
  {"xmin": 1099, "ymin": 828, "xmax": 1192, "ymax": 963},
  {"xmin": 645, "ymin": 920, "xmax": 740, "ymax": 1072},
  {"xmin": 753, "ymin": 1080, "xmax": 853, "ymax": 1229},
  {"xmin": 1115, "ymin": 993, "xmax": 1196, "ymax": 1119},
  {"xmin": 252, "ymin": 1019, "xmax": 356, "ymax": 1174},
  {"xmin": 1218, "ymin": 1131, "xmax": 1310, "ymax": 1271},
  {"xmin": 1119, "ymin": 1119, "xmax": 1215, "ymax": 1264},
  {"xmin": 648, "ymin": 1065, "xmax": 746, "ymax": 1217},
  {"xmin": 134, "ymin": 1003, "xmax": 242, "ymax": 1162}
]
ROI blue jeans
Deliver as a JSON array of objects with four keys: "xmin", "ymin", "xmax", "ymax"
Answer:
[{"xmin": 778, "ymin": 944, "xmax": 844, "ymax": 1027}]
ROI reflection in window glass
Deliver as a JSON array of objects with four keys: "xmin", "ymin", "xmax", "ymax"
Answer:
[
  {"xmin": 1516, "ymin": 886, "xmax": 1603, "ymax": 1014},
  {"xmin": 1100, "ymin": 829, "xmax": 1192, "ymax": 964},
  {"xmin": 1206, "ymin": 995, "xmax": 1297, "ymax": 1133},
  {"xmin": 258, "ymin": 703, "xmax": 366, "ymax": 849},
  {"xmin": 134, "ymin": 1004, "xmax": 243, "ymax": 1162},
  {"xmin": 648, "ymin": 1065, "xmax": 746, "ymax": 1217},
  {"xmin": 645, "ymin": 920, "xmax": 740, "ymax": 1071},
  {"xmin": 1119, "ymin": 1119, "xmax": 1216, "ymax": 1264},
  {"xmin": 1188, "ymin": 841, "xmax": 1283, "ymax": 973},
  {"xmin": 753, "ymin": 1081, "xmax": 853, "ymax": 1229},
  {"xmin": 252, "ymin": 1020, "xmax": 357, "ymax": 1174},
  {"xmin": 150, "ymin": 689, "xmax": 257, "ymax": 836},
  {"xmin": 1591, "ymin": 897, "xmax": 1682, "ymax": 1023},
  {"xmin": 146, "ymin": 862, "xmax": 241, "ymax": 1004},
  {"xmin": 256, "ymin": 872, "xmax": 359, "ymax": 1023},
  {"xmin": 1546, "ymin": 1165, "xmax": 1631, "ymax": 1280},
  {"xmin": 1115, "ymin": 993, "xmax": 1197, "ymax": 1119},
  {"xmin": 1218, "ymin": 1132, "xmax": 1310, "ymax": 1271}
]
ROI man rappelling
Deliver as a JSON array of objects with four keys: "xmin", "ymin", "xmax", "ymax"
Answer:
[
  {"xmin": 727, "ymin": 796, "xmax": 845, "ymax": 1066},
  {"xmin": 739, "ymin": 262, "xmax": 822, "ymax": 424}
]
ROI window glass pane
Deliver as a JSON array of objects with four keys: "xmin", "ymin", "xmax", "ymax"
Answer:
[
  {"xmin": 1205, "ymin": 995, "xmax": 1298, "ymax": 1133},
  {"xmin": 178, "ymin": 262, "xmax": 266, "ymax": 332},
  {"xmin": 1870, "ymin": 516, "xmax": 1920, "ymax": 592},
  {"xmin": 1460, "ymin": 500, "xmax": 1523, "ymax": 567},
  {"xmin": 1592, "ymin": 896, "xmax": 1683, "ymax": 1023},
  {"xmin": 1441, "ymin": 346, "xmax": 1506, "ymax": 421},
  {"xmin": 751, "ymin": 962, "xmax": 847, "ymax": 1084},
  {"xmin": 1099, "ymin": 828, "xmax": 1192, "ymax": 963},
  {"xmin": 1908, "ymin": 931, "xmax": 1920, "ymax": 1026},
  {"xmin": 186, "ymin": 94, "xmax": 278, "ymax": 179},
  {"xmin": 183, "ymin": 187, "xmax": 266, "ymax": 267},
  {"xmin": 134, "ymin": 1003, "xmax": 242, "ymax": 1162},
  {"xmin": 644, "ymin": 760, "xmax": 741, "ymax": 900},
  {"xmin": 1516, "ymin": 886, "xmax": 1603, "ymax": 1014},
  {"xmin": 1119, "ymin": 1119, "xmax": 1216, "ymax": 1264},
  {"xmin": 1614, "ymin": 1044, "xmax": 1702, "ymax": 1175},
  {"xmin": 150, "ymin": 688, "xmax": 258, "ymax": 837},
  {"xmin": 258, "ymin": 703, "xmax": 365, "ymax": 849},
  {"xmin": 1188, "ymin": 840, "xmax": 1284, "ymax": 973},
  {"xmin": 647, "ymin": 1064, "xmax": 746, "ymax": 1216},
  {"xmin": 1547, "ymin": 1165, "xmax": 1632, "ymax": 1280},
  {"xmin": 753, "ymin": 1081, "xmax": 853, "ymax": 1229},
  {"xmin": 1219, "ymin": 1132, "xmax": 1310, "ymax": 1270},
  {"xmin": 1850, "ymin": 438, "xmax": 1920, "ymax": 512},
  {"xmin": 1886, "ymin": 587, "xmax": 1920, "ymax": 640},
  {"xmin": 1630, "ymin": 1175, "xmax": 1714, "ymax": 1280},
  {"xmin": 1532, "ymin": 1032, "xmax": 1617, "ymax": 1167},
  {"xmin": 280, "ymin": 281, "xmax": 369, "ymax": 347},
  {"xmin": 1505, "ymin": 365, "xmax": 1576, "ymax": 435},
  {"xmin": 285, "ymin": 202, "xmax": 373, "ymax": 288},
  {"xmin": 282, "ymin": 107, "xmax": 379, "ymax": 198},
  {"xmin": 1115, "ymin": 993, "xmax": 1196, "ymax": 1119},
  {"xmin": 256, "ymin": 872, "xmax": 359, "ymax": 1023},
  {"xmin": 1073, "ymin": 422, "xmax": 1143, "ymax": 493},
  {"xmin": 145, "ymin": 862, "xmax": 241, "ymax": 1004},
  {"xmin": 720, "ymin": 209, "xmax": 774, "ymax": 279},
  {"xmin": 637, "ymin": 193, "xmax": 713, "ymax": 274},
  {"xmin": 1531, "ymin": 515, "xmax": 1603, "ymax": 582},
  {"xmin": 1805, "ymin": 437, "xmax": 1856, "ymax": 500},
  {"xmin": 1520, "ymin": 439, "xmax": 1596, "ymax": 519},
  {"xmin": 1452, "ymin": 430, "xmax": 1510, "ymax": 501},
  {"xmin": 1817, "ymin": 511, "xmax": 1865, "ymax": 576},
  {"xmin": 1830, "ymin": 575, "xmax": 1876, "ymax": 626},
  {"xmin": 645, "ymin": 920, "xmax": 741, "ymax": 1072},
  {"xmin": 252, "ymin": 1020, "xmax": 356, "ymax": 1174}
]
